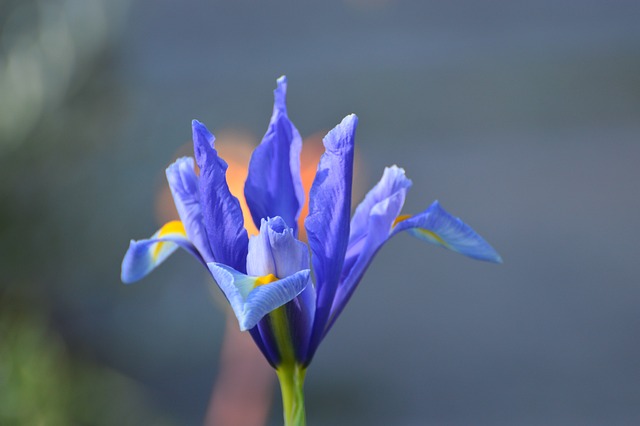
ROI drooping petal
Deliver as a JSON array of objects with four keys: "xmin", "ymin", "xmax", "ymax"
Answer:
[
  {"xmin": 304, "ymin": 114, "xmax": 357, "ymax": 361},
  {"xmin": 166, "ymin": 157, "xmax": 214, "ymax": 262},
  {"xmin": 192, "ymin": 120, "xmax": 249, "ymax": 272},
  {"xmin": 121, "ymin": 221, "xmax": 205, "ymax": 284},
  {"xmin": 325, "ymin": 166, "xmax": 412, "ymax": 334},
  {"xmin": 208, "ymin": 263, "xmax": 311, "ymax": 331},
  {"xmin": 393, "ymin": 200, "xmax": 503, "ymax": 263},
  {"xmin": 244, "ymin": 76, "xmax": 304, "ymax": 235}
]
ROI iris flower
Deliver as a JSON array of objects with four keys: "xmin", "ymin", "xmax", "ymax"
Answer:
[{"xmin": 121, "ymin": 76, "xmax": 501, "ymax": 425}]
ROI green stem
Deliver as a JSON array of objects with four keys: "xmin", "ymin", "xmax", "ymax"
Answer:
[
  {"xmin": 269, "ymin": 306, "xmax": 307, "ymax": 425},
  {"xmin": 276, "ymin": 363, "xmax": 307, "ymax": 426}
]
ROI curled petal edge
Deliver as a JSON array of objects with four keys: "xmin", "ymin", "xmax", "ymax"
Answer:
[
  {"xmin": 208, "ymin": 263, "xmax": 311, "ymax": 331},
  {"xmin": 121, "ymin": 221, "xmax": 205, "ymax": 284}
]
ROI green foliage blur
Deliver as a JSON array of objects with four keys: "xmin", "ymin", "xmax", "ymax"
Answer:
[{"xmin": 0, "ymin": 310, "xmax": 172, "ymax": 426}]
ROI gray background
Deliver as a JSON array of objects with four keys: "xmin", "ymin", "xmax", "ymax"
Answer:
[{"xmin": 1, "ymin": 0, "xmax": 639, "ymax": 424}]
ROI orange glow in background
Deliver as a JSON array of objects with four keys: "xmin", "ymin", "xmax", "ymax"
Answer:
[{"xmin": 156, "ymin": 128, "xmax": 364, "ymax": 241}]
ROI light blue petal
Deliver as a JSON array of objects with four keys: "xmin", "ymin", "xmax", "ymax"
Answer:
[
  {"xmin": 304, "ymin": 114, "xmax": 357, "ymax": 358},
  {"xmin": 394, "ymin": 200, "xmax": 503, "ymax": 263},
  {"xmin": 266, "ymin": 216, "xmax": 310, "ymax": 278},
  {"xmin": 165, "ymin": 157, "xmax": 214, "ymax": 262},
  {"xmin": 246, "ymin": 216, "xmax": 315, "ymax": 363},
  {"xmin": 192, "ymin": 119, "xmax": 249, "ymax": 272},
  {"xmin": 246, "ymin": 220, "xmax": 277, "ymax": 277},
  {"xmin": 326, "ymin": 167, "xmax": 411, "ymax": 334},
  {"xmin": 208, "ymin": 263, "xmax": 311, "ymax": 331},
  {"xmin": 244, "ymin": 76, "xmax": 304, "ymax": 235},
  {"xmin": 341, "ymin": 165, "xmax": 412, "ymax": 282},
  {"xmin": 247, "ymin": 216, "xmax": 310, "ymax": 279},
  {"xmin": 121, "ymin": 221, "xmax": 205, "ymax": 284}
]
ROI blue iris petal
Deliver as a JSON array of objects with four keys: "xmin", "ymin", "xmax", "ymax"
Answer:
[
  {"xmin": 121, "ymin": 233, "xmax": 205, "ymax": 284},
  {"xmin": 244, "ymin": 76, "xmax": 304, "ymax": 236},
  {"xmin": 166, "ymin": 157, "xmax": 214, "ymax": 262},
  {"xmin": 326, "ymin": 166, "xmax": 412, "ymax": 334},
  {"xmin": 192, "ymin": 120, "xmax": 249, "ymax": 272},
  {"xmin": 342, "ymin": 166, "xmax": 412, "ymax": 281},
  {"xmin": 208, "ymin": 263, "xmax": 311, "ymax": 331},
  {"xmin": 304, "ymin": 114, "xmax": 357, "ymax": 360},
  {"xmin": 246, "ymin": 216, "xmax": 310, "ymax": 278},
  {"xmin": 394, "ymin": 200, "xmax": 503, "ymax": 263},
  {"xmin": 246, "ymin": 217, "xmax": 316, "ymax": 363}
]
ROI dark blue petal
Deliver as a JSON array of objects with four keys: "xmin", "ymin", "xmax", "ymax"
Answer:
[
  {"xmin": 303, "ymin": 114, "xmax": 357, "ymax": 362},
  {"xmin": 325, "ymin": 166, "xmax": 411, "ymax": 334},
  {"xmin": 244, "ymin": 76, "xmax": 304, "ymax": 235},
  {"xmin": 166, "ymin": 157, "xmax": 214, "ymax": 262},
  {"xmin": 394, "ymin": 200, "xmax": 503, "ymax": 263},
  {"xmin": 192, "ymin": 120, "xmax": 249, "ymax": 272}
]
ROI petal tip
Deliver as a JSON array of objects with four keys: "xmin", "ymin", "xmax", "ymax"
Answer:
[
  {"xmin": 274, "ymin": 76, "xmax": 288, "ymax": 109},
  {"xmin": 343, "ymin": 113, "xmax": 358, "ymax": 127}
]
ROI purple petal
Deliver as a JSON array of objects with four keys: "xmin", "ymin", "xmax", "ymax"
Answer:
[
  {"xmin": 244, "ymin": 76, "xmax": 304, "ymax": 234},
  {"xmin": 192, "ymin": 119, "xmax": 249, "ymax": 272},
  {"xmin": 393, "ymin": 200, "xmax": 503, "ymax": 263},
  {"xmin": 325, "ymin": 166, "xmax": 412, "ymax": 334},
  {"xmin": 341, "ymin": 166, "xmax": 412, "ymax": 282},
  {"xmin": 166, "ymin": 157, "xmax": 214, "ymax": 262},
  {"xmin": 303, "ymin": 114, "xmax": 357, "ymax": 361}
]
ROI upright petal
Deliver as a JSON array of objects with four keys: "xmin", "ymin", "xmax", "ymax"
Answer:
[
  {"xmin": 192, "ymin": 120, "xmax": 249, "ymax": 272},
  {"xmin": 326, "ymin": 166, "xmax": 412, "ymax": 333},
  {"xmin": 247, "ymin": 217, "xmax": 316, "ymax": 362},
  {"xmin": 121, "ymin": 221, "xmax": 205, "ymax": 283},
  {"xmin": 208, "ymin": 263, "xmax": 311, "ymax": 332},
  {"xmin": 393, "ymin": 200, "xmax": 503, "ymax": 263},
  {"xmin": 304, "ymin": 114, "xmax": 357, "ymax": 361},
  {"xmin": 244, "ymin": 76, "xmax": 304, "ymax": 235},
  {"xmin": 166, "ymin": 157, "xmax": 214, "ymax": 262},
  {"xmin": 341, "ymin": 166, "xmax": 412, "ymax": 281},
  {"xmin": 266, "ymin": 216, "xmax": 310, "ymax": 278}
]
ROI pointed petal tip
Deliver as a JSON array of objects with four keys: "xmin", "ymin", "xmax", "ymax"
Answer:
[
  {"xmin": 274, "ymin": 76, "xmax": 288, "ymax": 110},
  {"xmin": 343, "ymin": 113, "xmax": 358, "ymax": 127},
  {"xmin": 120, "ymin": 239, "xmax": 150, "ymax": 285},
  {"xmin": 323, "ymin": 114, "xmax": 358, "ymax": 153},
  {"xmin": 429, "ymin": 199, "xmax": 503, "ymax": 264},
  {"xmin": 192, "ymin": 119, "xmax": 212, "ymax": 139}
]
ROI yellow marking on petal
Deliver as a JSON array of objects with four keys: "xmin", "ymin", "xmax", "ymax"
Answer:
[
  {"xmin": 153, "ymin": 221, "xmax": 186, "ymax": 260},
  {"xmin": 255, "ymin": 273, "xmax": 278, "ymax": 288},
  {"xmin": 158, "ymin": 220, "xmax": 186, "ymax": 237},
  {"xmin": 415, "ymin": 228, "xmax": 451, "ymax": 249},
  {"xmin": 392, "ymin": 214, "xmax": 412, "ymax": 228}
]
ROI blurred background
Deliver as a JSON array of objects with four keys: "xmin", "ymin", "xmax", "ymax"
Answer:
[{"xmin": 1, "ymin": 0, "xmax": 639, "ymax": 424}]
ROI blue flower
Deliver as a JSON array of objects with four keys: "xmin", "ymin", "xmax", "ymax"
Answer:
[{"xmin": 121, "ymin": 76, "xmax": 502, "ymax": 369}]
